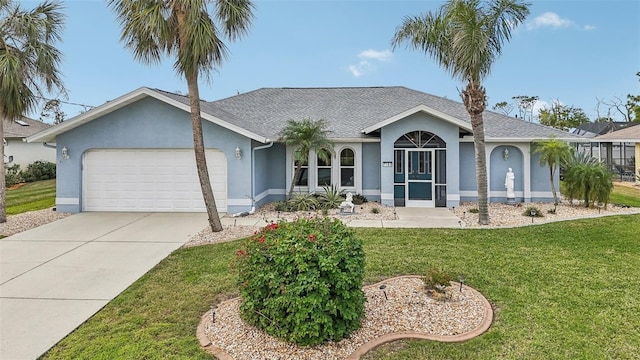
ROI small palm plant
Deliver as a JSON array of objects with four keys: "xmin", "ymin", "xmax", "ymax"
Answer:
[
  {"xmin": 319, "ymin": 185, "xmax": 345, "ymax": 209},
  {"xmin": 564, "ymin": 152, "xmax": 613, "ymax": 208}
]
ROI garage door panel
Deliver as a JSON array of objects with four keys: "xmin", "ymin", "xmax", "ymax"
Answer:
[{"xmin": 83, "ymin": 149, "xmax": 227, "ymax": 212}]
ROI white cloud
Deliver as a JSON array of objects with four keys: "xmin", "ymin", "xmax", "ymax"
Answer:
[
  {"xmin": 583, "ymin": 24, "xmax": 596, "ymax": 31},
  {"xmin": 348, "ymin": 61, "xmax": 374, "ymax": 77},
  {"xmin": 358, "ymin": 49, "xmax": 393, "ymax": 62},
  {"xmin": 526, "ymin": 12, "xmax": 574, "ymax": 30},
  {"xmin": 348, "ymin": 49, "xmax": 393, "ymax": 77}
]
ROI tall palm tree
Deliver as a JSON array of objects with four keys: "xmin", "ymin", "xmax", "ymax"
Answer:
[
  {"xmin": 278, "ymin": 118, "xmax": 334, "ymax": 199},
  {"xmin": 0, "ymin": 0, "xmax": 65, "ymax": 223},
  {"xmin": 533, "ymin": 137, "xmax": 573, "ymax": 206},
  {"xmin": 109, "ymin": 0, "xmax": 254, "ymax": 232},
  {"xmin": 392, "ymin": 0, "xmax": 530, "ymax": 225}
]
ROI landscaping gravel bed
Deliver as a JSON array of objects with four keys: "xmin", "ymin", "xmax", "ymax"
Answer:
[
  {"xmin": 0, "ymin": 208, "xmax": 70, "ymax": 237},
  {"xmin": 201, "ymin": 276, "xmax": 489, "ymax": 360}
]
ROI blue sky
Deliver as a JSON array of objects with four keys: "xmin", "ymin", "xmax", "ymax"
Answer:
[{"xmin": 26, "ymin": 0, "xmax": 640, "ymax": 122}]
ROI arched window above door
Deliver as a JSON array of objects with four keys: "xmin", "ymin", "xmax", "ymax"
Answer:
[{"xmin": 394, "ymin": 131, "xmax": 446, "ymax": 148}]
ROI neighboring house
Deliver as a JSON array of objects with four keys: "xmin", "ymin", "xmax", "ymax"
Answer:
[
  {"xmin": 4, "ymin": 117, "xmax": 55, "ymax": 168},
  {"xmin": 594, "ymin": 125, "xmax": 640, "ymax": 183},
  {"xmin": 27, "ymin": 86, "xmax": 584, "ymax": 214},
  {"xmin": 572, "ymin": 121, "xmax": 640, "ymax": 138}
]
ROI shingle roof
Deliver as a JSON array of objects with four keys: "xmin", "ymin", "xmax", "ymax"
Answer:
[
  {"xmin": 595, "ymin": 123, "xmax": 640, "ymax": 141},
  {"xmin": 572, "ymin": 121, "xmax": 640, "ymax": 137},
  {"xmin": 3, "ymin": 117, "xmax": 52, "ymax": 138},
  {"xmin": 204, "ymin": 87, "xmax": 582, "ymax": 141}
]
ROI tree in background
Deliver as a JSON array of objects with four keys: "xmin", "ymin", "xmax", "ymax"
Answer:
[
  {"xmin": 0, "ymin": 0, "xmax": 65, "ymax": 223},
  {"xmin": 392, "ymin": 0, "xmax": 530, "ymax": 225},
  {"xmin": 492, "ymin": 101, "xmax": 514, "ymax": 116},
  {"xmin": 278, "ymin": 119, "xmax": 334, "ymax": 199},
  {"xmin": 512, "ymin": 95, "xmax": 539, "ymax": 122},
  {"xmin": 40, "ymin": 99, "xmax": 66, "ymax": 124},
  {"xmin": 539, "ymin": 101, "xmax": 589, "ymax": 131},
  {"xmin": 533, "ymin": 137, "xmax": 573, "ymax": 207},
  {"xmin": 109, "ymin": 0, "xmax": 254, "ymax": 232}
]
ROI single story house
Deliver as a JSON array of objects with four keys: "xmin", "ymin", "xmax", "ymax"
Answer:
[
  {"xmin": 4, "ymin": 117, "xmax": 55, "ymax": 168},
  {"xmin": 27, "ymin": 86, "xmax": 583, "ymax": 214},
  {"xmin": 594, "ymin": 124, "xmax": 640, "ymax": 183}
]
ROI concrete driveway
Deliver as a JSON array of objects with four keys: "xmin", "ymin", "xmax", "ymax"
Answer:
[{"xmin": 0, "ymin": 212, "xmax": 208, "ymax": 360}]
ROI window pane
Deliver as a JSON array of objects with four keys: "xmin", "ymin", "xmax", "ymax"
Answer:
[
  {"xmin": 395, "ymin": 150, "xmax": 403, "ymax": 174},
  {"xmin": 317, "ymin": 155, "xmax": 331, "ymax": 166},
  {"xmin": 340, "ymin": 149, "xmax": 354, "ymax": 166},
  {"xmin": 295, "ymin": 168, "xmax": 308, "ymax": 186},
  {"xmin": 341, "ymin": 168, "xmax": 354, "ymax": 186},
  {"xmin": 318, "ymin": 168, "xmax": 331, "ymax": 186}
]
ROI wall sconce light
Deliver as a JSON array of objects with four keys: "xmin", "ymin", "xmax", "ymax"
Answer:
[
  {"xmin": 62, "ymin": 146, "xmax": 69, "ymax": 160},
  {"xmin": 503, "ymin": 148, "xmax": 509, "ymax": 160},
  {"xmin": 235, "ymin": 147, "xmax": 242, "ymax": 160}
]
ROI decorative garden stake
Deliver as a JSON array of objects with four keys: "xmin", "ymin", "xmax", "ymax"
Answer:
[
  {"xmin": 211, "ymin": 305, "xmax": 217, "ymax": 323},
  {"xmin": 530, "ymin": 209, "xmax": 537, "ymax": 223},
  {"xmin": 379, "ymin": 284, "xmax": 388, "ymax": 300},
  {"xmin": 458, "ymin": 274, "xmax": 465, "ymax": 292}
]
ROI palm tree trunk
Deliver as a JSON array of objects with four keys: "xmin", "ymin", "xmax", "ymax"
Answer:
[
  {"xmin": 549, "ymin": 167, "xmax": 558, "ymax": 206},
  {"xmin": 288, "ymin": 163, "xmax": 302, "ymax": 200},
  {"xmin": 186, "ymin": 73, "xmax": 223, "ymax": 232},
  {"xmin": 0, "ymin": 117, "xmax": 6, "ymax": 223},
  {"xmin": 463, "ymin": 83, "xmax": 489, "ymax": 225}
]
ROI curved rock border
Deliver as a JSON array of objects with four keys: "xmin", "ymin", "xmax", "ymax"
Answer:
[{"xmin": 197, "ymin": 276, "xmax": 493, "ymax": 360}]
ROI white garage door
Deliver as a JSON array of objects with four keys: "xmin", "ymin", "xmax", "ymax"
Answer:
[{"xmin": 82, "ymin": 149, "xmax": 227, "ymax": 212}]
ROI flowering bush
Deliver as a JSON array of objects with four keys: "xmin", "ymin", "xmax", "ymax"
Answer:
[{"xmin": 233, "ymin": 217, "xmax": 365, "ymax": 346}]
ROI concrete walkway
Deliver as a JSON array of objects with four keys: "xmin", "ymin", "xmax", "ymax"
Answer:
[
  {"xmin": 347, "ymin": 207, "xmax": 464, "ymax": 228},
  {"xmin": 0, "ymin": 212, "xmax": 208, "ymax": 360}
]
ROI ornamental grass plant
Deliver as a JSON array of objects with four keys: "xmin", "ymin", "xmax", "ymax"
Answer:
[{"xmin": 233, "ymin": 217, "xmax": 366, "ymax": 346}]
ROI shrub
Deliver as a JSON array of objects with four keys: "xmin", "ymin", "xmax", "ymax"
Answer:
[
  {"xmin": 351, "ymin": 193, "xmax": 368, "ymax": 205},
  {"xmin": 522, "ymin": 206, "xmax": 544, "ymax": 217},
  {"xmin": 289, "ymin": 193, "xmax": 319, "ymax": 211},
  {"xmin": 318, "ymin": 185, "xmax": 344, "ymax": 209},
  {"xmin": 468, "ymin": 208, "xmax": 479, "ymax": 213},
  {"xmin": 21, "ymin": 161, "xmax": 56, "ymax": 182},
  {"xmin": 423, "ymin": 268, "xmax": 451, "ymax": 293},
  {"xmin": 5, "ymin": 164, "xmax": 23, "ymax": 187},
  {"xmin": 563, "ymin": 152, "xmax": 613, "ymax": 208},
  {"xmin": 273, "ymin": 201, "xmax": 292, "ymax": 212},
  {"xmin": 370, "ymin": 206, "xmax": 380, "ymax": 214},
  {"xmin": 234, "ymin": 217, "xmax": 366, "ymax": 346}
]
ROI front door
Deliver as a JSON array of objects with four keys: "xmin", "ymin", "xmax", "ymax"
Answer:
[{"xmin": 406, "ymin": 150, "xmax": 434, "ymax": 207}]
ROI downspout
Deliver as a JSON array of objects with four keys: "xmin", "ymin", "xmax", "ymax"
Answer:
[
  {"xmin": 43, "ymin": 142, "xmax": 57, "ymax": 149},
  {"xmin": 251, "ymin": 141, "xmax": 274, "ymax": 213},
  {"xmin": 233, "ymin": 140, "xmax": 273, "ymax": 217}
]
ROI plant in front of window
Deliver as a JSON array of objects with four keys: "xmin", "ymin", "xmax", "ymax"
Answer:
[
  {"xmin": 289, "ymin": 192, "xmax": 319, "ymax": 211},
  {"xmin": 233, "ymin": 217, "xmax": 366, "ymax": 346},
  {"xmin": 319, "ymin": 185, "xmax": 345, "ymax": 209},
  {"xmin": 278, "ymin": 118, "xmax": 334, "ymax": 199}
]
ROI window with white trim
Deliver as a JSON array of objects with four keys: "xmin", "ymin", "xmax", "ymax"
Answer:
[
  {"xmin": 340, "ymin": 148, "xmax": 355, "ymax": 187},
  {"xmin": 293, "ymin": 150, "xmax": 308, "ymax": 186},
  {"xmin": 317, "ymin": 152, "xmax": 331, "ymax": 186}
]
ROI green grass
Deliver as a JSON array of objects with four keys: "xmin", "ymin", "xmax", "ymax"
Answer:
[
  {"xmin": 609, "ymin": 183, "xmax": 640, "ymax": 207},
  {"xmin": 42, "ymin": 215, "xmax": 640, "ymax": 359},
  {"xmin": 5, "ymin": 179, "xmax": 56, "ymax": 215}
]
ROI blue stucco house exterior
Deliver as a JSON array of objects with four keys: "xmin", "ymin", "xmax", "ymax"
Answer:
[{"xmin": 27, "ymin": 86, "xmax": 583, "ymax": 214}]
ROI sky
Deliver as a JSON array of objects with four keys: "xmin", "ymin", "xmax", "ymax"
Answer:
[{"xmin": 23, "ymin": 0, "xmax": 640, "ymax": 123}]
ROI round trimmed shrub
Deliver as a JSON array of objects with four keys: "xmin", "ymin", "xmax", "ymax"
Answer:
[{"xmin": 233, "ymin": 217, "xmax": 365, "ymax": 346}]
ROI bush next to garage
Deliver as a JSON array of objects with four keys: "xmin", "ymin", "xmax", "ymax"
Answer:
[
  {"xmin": 21, "ymin": 161, "xmax": 56, "ymax": 182},
  {"xmin": 233, "ymin": 217, "xmax": 366, "ymax": 346}
]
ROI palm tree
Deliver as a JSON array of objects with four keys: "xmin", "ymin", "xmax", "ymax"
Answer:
[
  {"xmin": 0, "ymin": 0, "xmax": 65, "ymax": 223},
  {"xmin": 109, "ymin": 0, "xmax": 254, "ymax": 232},
  {"xmin": 392, "ymin": 0, "xmax": 530, "ymax": 225},
  {"xmin": 564, "ymin": 152, "xmax": 613, "ymax": 208},
  {"xmin": 278, "ymin": 119, "xmax": 334, "ymax": 199},
  {"xmin": 533, "ymin": 137, "xmax": 573, "ymax": 206}
]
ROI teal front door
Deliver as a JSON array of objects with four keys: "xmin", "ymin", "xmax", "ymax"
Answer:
[{"xmin": 406, "ymin": 150, "xmax": 434, "ymax": 207}]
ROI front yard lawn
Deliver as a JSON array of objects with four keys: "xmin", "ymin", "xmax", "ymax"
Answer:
[
  {"xmin": 5, "ymin": 179, "xmax": 56, "ymax": 215},
  {"xmin": 42, "ymin": 214, "xmax": 640, "ymax": 359}
]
